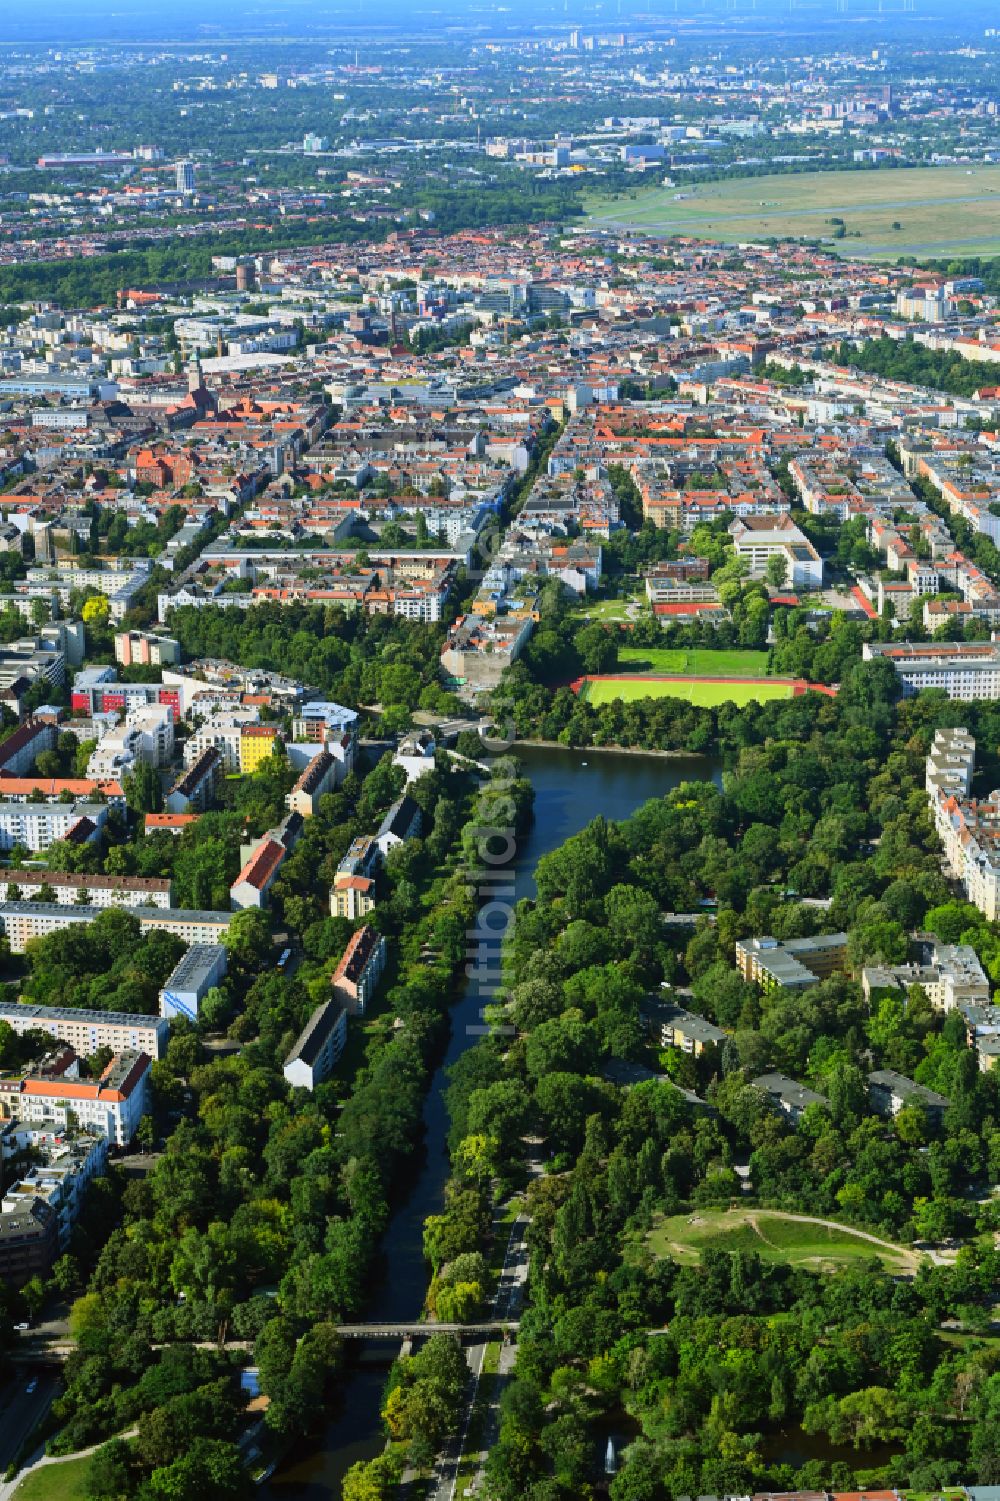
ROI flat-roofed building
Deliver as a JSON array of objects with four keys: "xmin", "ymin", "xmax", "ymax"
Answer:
[
  {"xmin": 640, "ymin": 999, "xmax": 725, "ymax": 1055},
  {"xmin": 0, "ymin": 800, "xmax": 107, "ymax": 852},
  {"xmin": 728, "ymin": 514, "xmax": 823, "ymax": 588},
  {"xmin": 158, "ymin": 944, "xmax": 228, "ymax": 1023},
  {"xmin": 926, "ymin": 726, "xmax": 975, "ymax": 800},
  {"xmin": 0, "ymin": 1001, "xmax": 169, "ymax": 1060},
  {"xmin": 862, "ymin": 934, "xmax": 989, "ymax": 1015},
  {"xmin": 864, "ymin": 640, "xmax": 1000, "ymax": 700},
  {"xmin": 752, "ymin": 1071, "xmax": 829, "ymax": 1124},
  {"xmin": 283, "ymin": 1000, "xmax": 348, "ymax": 1091},
  {"xmin": 0, "ymin": 1195, "xmax": 58, "ymax": 1285},
  {"xmin": 114, "ymin": 631, "xmax": 181, "ymax": 669},
  {"xmin": 926, "ymin": 730, "xmax": 1000, "ymax": 921},
  {"xmin": 735, "ymin": 933, "xmax": 848, "ymax": 991},
  {"xmin": 239, "ymin": 724, "xmax": 280, "ymax": 773}
]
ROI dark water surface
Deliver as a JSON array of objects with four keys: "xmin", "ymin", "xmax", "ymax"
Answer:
[{"xmin": 270, "ymin": 746, "xmax": 721, "ymax": 1498}]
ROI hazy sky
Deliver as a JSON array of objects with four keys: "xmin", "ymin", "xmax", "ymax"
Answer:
[{"xmin": 1, "ymin": 0, "xmax": 992, "ymax": 42}]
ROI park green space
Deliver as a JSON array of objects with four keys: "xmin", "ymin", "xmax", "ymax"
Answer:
[
  {"xmin": 617, "ymin": 647, "xmax": 770, "ymax": 676},
  {"xmin": 13, "ymin": 1457, "xmax": 90, "ymax": 1501},
  {"xmin": 585, "ymin": 164, "xmax": 1000, "ymax": 260},
  {"xmin": 648, "ymin": 1208, "xmax": 916, "ymax": 1273},
  {"xmin": 581, "ymin": 676, "xmax": 793, "ymax": 708},
  {"xmin": 580, "ymin": 596, "xmax": 646, "ymax": 622}
]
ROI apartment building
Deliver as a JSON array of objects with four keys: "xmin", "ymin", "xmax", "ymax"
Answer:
[
  {"xmin": 926, "ymin": 730, "xmax": 1000, "ymax": 921},
  {"xmin": 864, "ymin": 641, "xmax": 1000, "ymax": 700},
  {"xmin": 331, "ymin": 834, "xmax": 379, "ymax": 921},
  {"xmin": 735, "ymin": 933, "xmax": 849, "ymax": 991},
  {"xmin": 728, "ymin": 514, "xmax": 824, "ymax": 588},
  {"xmin": 0, "ymin": 1194, "xmax": 58, "ymax": 1285},
  {"xmin": 283, "ymin": 999, "xmax": 348, "ymax": 1091},
  {"xmin": 926, "ymin": 727, "xmax": 976, "ymax": 801},
  {"xmin": 752, "ymin": 1071, "xmax": 829, "ymax": 1124},
  {"xmin": 640, "ymin": 999, "xmax": 726, "ymax": 1055},
  {"xmin": 182, "ymin": 710, "xmax": 259, "ymax": 772},
  {"xmin": 869, "ymin": 1068, "xmax": 950, "ymax": 1123},
  {"xmin": 862, "ymin": 935, "xmax": 990, "ymax": 1015},
  {"xmin": 0, "ymin": 1050, "xmax": 151, "ymax": 1146},
  {"xmin": 0, "ymin": 1001, "xmax": 169, "ymax": 1060},
  {"xmin": 0, "ymin": 775, "xmax": 125, "ymax": 809},
  {"xmin": 286, "ymin": 750, "xmax": 337, "ymax": 818},
  {"xmin": 376, "ymin": 794, "xmax": 423, "ymax": 857},
  {"xmin": 2, "ymin": 1131, "xmax": 108, "ymax": 1253},
  {"xmin": 330, "ymin": 872, "xmax": 376, "ymax": 921},
  {"xmin": 331, "ymin": 925, "xmax": 387, "ymax": 1016},
  {"xmin": 0, "ymin": 800, "xmax": 107, "ymax": 852},
  {"xmin": 165, "ymin": 747, "xmax": 221, "ymax": 814},
  {"xmin": 87, "ymin": 704, "xmax": 174, "ymax": 780},
  {"xmin": 240, "ymin": 724, "xmax": 281, "ymax": 773},
  {"xmin": 230, "ymin": 837, "xmax": 286, "ymax": 910},
  {"xmin": 158, "ymin": 944, "xmax": 228, "ymax": 1022},
  {"xmin": 114, "ymin": 630, "xmax": 181, "ymax": 668},
  {"xmin": 0, "ymin": 720, "xmax": 57, "ymax": 777},
  {"xmin": 440, "ymin": 613, "xmax": 534, "ymax": 695},
  {"xmin": 0, "ymin": 870, "xmax": 171, "ymax": 909},
  {"xmin": 0, "ymin": 902, "xmax": 230, "ymax": 953}
]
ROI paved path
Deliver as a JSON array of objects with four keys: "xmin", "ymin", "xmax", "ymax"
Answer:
[
  {"xmin": 0, "ymin": 1429, "xmax": 137, "ymax": 1501},
  {"xmin": 424, "ymin": 1203, "xmax": 532, "ymax": 1501},
  {"xmin": 744, "ymin": 1210, "xmax": 946, "ymax": 1270}
]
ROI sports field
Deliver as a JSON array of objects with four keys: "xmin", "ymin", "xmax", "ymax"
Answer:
[
  {"xmin": 618, "ymin": 647, "xmax": 770, "ymax": 676},
  {"xmin": 648, "ymin": 1209, "xmax": 917, "ymax": 1274},
  {"xmin": 586, "ymin": 164, "xmax": 1000, "ymax": 261},
  {"xmin": 580, "ymin": 675, "xmax": 795, "ymax": 708}
]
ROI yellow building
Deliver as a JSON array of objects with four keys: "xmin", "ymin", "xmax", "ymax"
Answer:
[
  {"xmin": 330, "ymin": 873, "xmax": 376, "ymax": 921},
  {"xmin": 239, "ymin": 725, "xmax": 280, "ymax": 773}
]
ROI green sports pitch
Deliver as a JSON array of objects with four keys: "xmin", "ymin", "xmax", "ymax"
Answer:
[{"xmin": 580, "ymin": 676, "xmax": 795, "ymax": 708}]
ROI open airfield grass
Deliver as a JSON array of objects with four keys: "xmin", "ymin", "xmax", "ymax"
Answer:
[
  {"xmin": 617, "ymin": 647, "xmax": 770, "ymax": 676},
  {"xmin": 581, "ymin": 675, "xmax": 794, "ymax": 707},
  {"xmin": 14, "ymin": 1457, "xmax": 90, "ymax": 1501},
  {"xmin": 585, "ymin": 163, "xmax": 1000, "ymax": 260},
  {"xmin": 649, "ymin": 1208, "xmax": 917, "ymax": 1274}
]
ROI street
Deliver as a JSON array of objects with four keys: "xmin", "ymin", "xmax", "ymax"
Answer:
[{"xmin": 0, "ymin": 1371, "xmax": 59, "ymax": 1474}]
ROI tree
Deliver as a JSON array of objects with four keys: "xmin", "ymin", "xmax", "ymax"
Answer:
[
  {"xmin": 765, "ymin": 553, "xmax": 788, "ymax": 588},
  {"xmin": 81, "ymin": 594, "xmax": 111, "ymax": 626},
  {"xmin": 223, "ymin": 909, "xmax": 272, "ymax": 968}
]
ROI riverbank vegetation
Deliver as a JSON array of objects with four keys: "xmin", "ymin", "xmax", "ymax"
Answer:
[
  {"xmin": 8, "ymin": 752, "xmax": 532, "ymax": 1499},
  {"xmin": 430, "ymin": 662, "xmax": 1000, "ymax": 1500}
]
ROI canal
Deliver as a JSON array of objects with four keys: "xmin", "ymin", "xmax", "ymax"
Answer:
[{"xmin": 270, "ymin": 745, "xmax": 721, "ymax": 1498}]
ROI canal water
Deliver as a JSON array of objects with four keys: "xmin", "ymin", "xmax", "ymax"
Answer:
[{"xmin": 270, "ymin": 745, "xmax": 721, "ymax": 1498}]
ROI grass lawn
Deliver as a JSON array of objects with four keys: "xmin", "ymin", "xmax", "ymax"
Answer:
[
  {"xmin": 14, "ymin": 1458, "xmax": 90, "ymax": 1501},
  {"xmin": 585, "ymin": 163, "xmax": 1000, "ymax": 261},
  {"xmin": 581, "ymin": 676, "xmax": 794, "ymax": 708},
  {"xmin": 617, "ymin": 647, "xmax": 770, "ymax": 676},
  {"xmin": 648, "ymin": 1208, "xmax": 916, "ymax": 1274}
]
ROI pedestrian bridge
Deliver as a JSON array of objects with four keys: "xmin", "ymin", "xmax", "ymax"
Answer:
[
  {"xmin": 335, "ymin": 1320, "xmax": 518, "ymax": 1341},
  {"xmin": 16, "ymin": 1320, "xmax": 519, "ymax": 1362}
]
